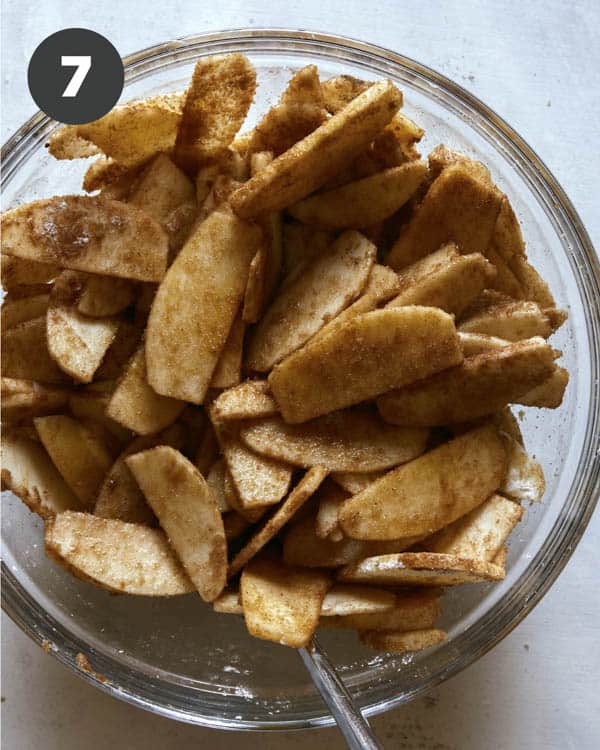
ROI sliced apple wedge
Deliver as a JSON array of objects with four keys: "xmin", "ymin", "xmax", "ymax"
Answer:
[
  {"xmin": 246, "ymin": 230, "xmax": 375, "ymax": 371},
  {"xmin": 320, "ymin": 584, "xmax": 396, "ymax": 617},
  {"xmin": 58, "ymin": 94, "xmax": 184, "ymax": 166},
  {"xmin": 339, "ymin": 425, "xmax": 507, "ymax": 540},
  {"xmin": 2, "ymin": 317, "xmax": 70, "ymax": 384},
  {"xmin": 239, "ymin": 409, "xmax": 428, "ymax": 472},
  {"xmin": 211, "ymin": 380, "xmax": 278, "ymax": 422},
  {"xmin": 146, "ymin": 207, "xmax": 262, "ymax": 403},
  {"xmin": 338, "ymin": 552, "xmax": 505, "ymax": 586},
  {"xmin": 210, "ymin": 408, "xmax": 293, "ymax": 511},
  {"xmin": 322, "ymin": 590, "xmax": 441, "ymax": 632},
  {"xmin": 388, "ymin": 252, "xmax": 496, "ymax": 318},
  {"xmin": 516, "ymin": 366, "xmax": 569, "ymax": 408},
  {"xmin": 459, "ymin": 299, "xmax": 553, "ymax": 341},
  {"xmin": 45, "ymin": 511, "xmax": 194, "ymax": 595},
  {"xmin": 269, "ymin": 306, "xmax": 462, "ymax": 423},
  {"xmin": 242, "ymin": 65, "xmax": 326, "ymax": 156},
  {"xmin": 425, "ymin": 494, "xmax": 524, "ymax": 561},
  {"xmin": 174, "ymin": 54, "xmax": 256, "ymax": 173},
  {"xmin": 106, "ymin": 345, "xmax": 185, "ymax": 435},
  {"xmin": 126, "ymin": 446, "xmax": 227, "ymax": 602},
  {"xmin": 47, "ymin": 271, "xmax": 119, "ymax": 383},
  {"xmin": 1, "ymin": 195, "xmax": 169, "ymax": 281},
  {"xmin": 94, "ymin": 424, "xmax": 186, "ymax": 526},
  {"xmin": 387, "ymin": 162, "xmax": 503, "ymax": 269},
  {"xmin": 227, "ymin": 466, "xmax": 328, "ymax": 578},
  {"xmin": 377, "ymin": 337, "xmax": 556, "ymax": 426},
  {"xmin": 35, "ymin": 415, "xmax": 114, "ymax": 509},
  {"xmin": 129, "ymin": 153, "xmax": 196, "ymax": 255},
  {"xmin": 359, "ymin": 628, "xmax": 447, "ymax": 653},
  {"xmin": 241, "ymin": 555, "xmax": 330, "ymax": 648},
  {"xmin": 230, "ymin": 80, "xmax": 402, "ymax": 217},
  {"xmin": 1, "ymin": 432, "xmax": 81, "ymax": 518},
  {"xmin": 289, "ymin": 161, "xmax": 427, "ymax": 229}
]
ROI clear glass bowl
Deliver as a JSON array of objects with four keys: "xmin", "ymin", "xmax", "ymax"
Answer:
[{"xmin": 2, "ymin": 29, "xmax": 599, "ymax": 731}]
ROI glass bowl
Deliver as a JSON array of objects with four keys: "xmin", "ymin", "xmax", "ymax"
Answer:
[{"xmin": 2, "ymin": 29, "xmax": 599, "ymax": 731}]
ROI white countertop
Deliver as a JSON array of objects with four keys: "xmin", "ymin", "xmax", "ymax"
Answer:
[{"xmin": 2, "ymin": 2, "xmax": 599, "ymax": 748}]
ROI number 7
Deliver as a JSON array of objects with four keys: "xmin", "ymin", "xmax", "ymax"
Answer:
[{"xmin": 61, "ymin": 55, "xmax": 92, "ymax": 97}]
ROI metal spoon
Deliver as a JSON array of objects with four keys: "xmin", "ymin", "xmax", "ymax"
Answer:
[{"xmin": 299, "ymin": 635, "xmax": 383, "ymax": 749}]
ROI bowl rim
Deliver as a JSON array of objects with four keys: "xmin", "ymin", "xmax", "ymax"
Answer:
[{"xmin": 2, "ymin": 27, "xmax": 599, "ymax": 732}]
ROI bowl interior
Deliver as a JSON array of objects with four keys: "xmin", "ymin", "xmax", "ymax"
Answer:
[{"xmin": 2, "ymin": 31, "xmax": 599, "ymax": 730}]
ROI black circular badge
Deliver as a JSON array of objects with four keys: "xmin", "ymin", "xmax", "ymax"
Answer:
[{"xmin": 28, "ymin": 28, "xmax": 124, "ymax": 125}]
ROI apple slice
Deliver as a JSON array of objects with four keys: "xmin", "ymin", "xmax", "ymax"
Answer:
[
  {"xmin": 1, "ymin": 195, "xmax": 168, "ymax": 282},
  {"xmin": 210, "ymin": 408, "xmax": 293, "ymax": 511},
  {"xmin": 2, "ymin": 317, "xmax": 70, "ymax": 384},
  {"xmin": 459, "ymin": 299, "xmax": 553, "ymax": 341},
  {"xmin": 106, "ymin": 345, "xmax": 185, "ymax": 435},
  {"xmin": 126, "ymin": 446, "xmax": 227, "ymax": 602},
  {"xmin": 320, "ymin": 584, "xmax": 395, "ymax": 617},
  {"xmin": 174, "ymin": 54, "xmax": 256, "ymax": 173},
  {"xmin": 241, "ymin": 555, "xmax": 330, "ymax": 648},
  {"xmin": 1, "ymin": 432, "xmax": 81, "ymax": 518},
  {"xmin": 231, "ymin": 80, "xmax": 402, "ymax": 217},
  {"xmin": 145, "ymin": 207, "xmax": 261, "ymax": 403},
  {"xmin": 211, "ymin": 380, "xmax": 278, "ymax": 422},
  {"xmin": 45, "ymin": 511, "xmax": 194, "ymax": 595},
  {"xmin": 339, "ymin": 425, "xmax": 507, "ymax": 540},
  {"xmin": 269, "ymin": 306, "xmax": 462, "ymax": 424},
  {"xmin": 338, "ymin": 552, "xmax": 505, "ymax": 586},
  {"xmin": 240, "ymin": 409, "xmax": 428, "ymax": 472},
  {"xmin": 359, "ymin": 628, "xmax": 447, "ymax": 653},
  {"xmin": 227, "ymin": 466, "xmax": 328, "ymax": 578},
  {"xmin": 242, "ymin": 65, "xmax": 326, "ymax": 156},
  {"xmin": 129, "ymin": 153, "xmax": 196, "ymax": 255},
  {"xmin": 425, "ymin": 494, "xmax": 524, "ymax": 561},
  {"xmin": 246, "ymin": 230, "xmax": 376, "ymax": 371},
  {"xmin": 289, "ymin": 161, "xmax": 426, "ymax": 229},
  {"xmin": 94, "ymin": 424, "xmax": 185, "ymax": 525},
  {"xmin": 54, "ymin": 94, "xmax": 184, "ymax": 166},
  {"xmin": 387, "ymin": 162, "xmax": 503, "ymax": 269},
  {"xmin": 47, "ymin": 271, "xmax": 119, "ymax": 383},
  {"xmin": 322, "ymin": 590, "xmax": 441, "ymax": 632},
  {"xmin": 377, "ymin": 337, "xmax": 556, "ymax": 426},
  {"xmin": 35, "ymin": 415, "xmax": 114, "ymax": 510}
]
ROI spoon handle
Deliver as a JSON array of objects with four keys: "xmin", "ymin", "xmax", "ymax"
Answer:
[{"xmin": 299, "ymin": 635, "xmax": 384, "ymax": 750}]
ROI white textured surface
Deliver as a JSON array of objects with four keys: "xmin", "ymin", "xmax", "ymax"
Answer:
[{"xmin": 1, "ymin": 1, "xmax": 599, "ymax": 748}]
